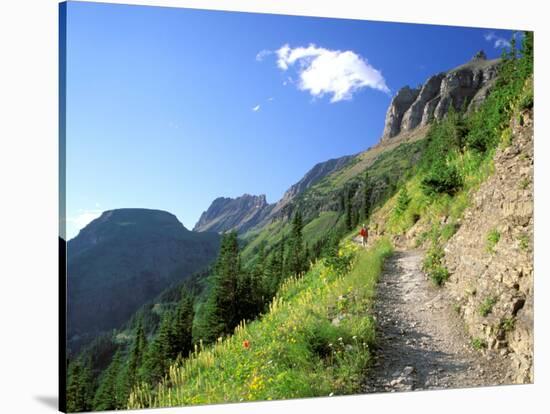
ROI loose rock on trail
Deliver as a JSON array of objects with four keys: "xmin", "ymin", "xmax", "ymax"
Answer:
[{"xmin": 363, "ymin": 250, "xmax": 511, "ymax": 393}]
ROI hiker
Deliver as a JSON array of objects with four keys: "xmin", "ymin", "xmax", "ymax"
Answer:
[{"xmin": 359, "ymin": 224, "xmax": 368, "ymax": 247}]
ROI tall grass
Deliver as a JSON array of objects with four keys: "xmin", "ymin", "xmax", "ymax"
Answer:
[{"xmin": 128, "ymin": 239, "xmax": 393, "ymax": 409}]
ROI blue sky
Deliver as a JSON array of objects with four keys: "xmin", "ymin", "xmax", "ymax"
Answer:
[{"xmin": 64, "ymin": 1, "xmax": 515, "ymax": 239}]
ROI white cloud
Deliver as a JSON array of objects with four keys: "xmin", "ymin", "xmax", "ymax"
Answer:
[
  {"xmin": 273, "ymin": 43, "xmax": 389, "ymax": 102},
  {"xmin": 252, "ymin": 104, "xmax": 261, "ymax": 112},
  {"xmin": 256, "ymin": 49, "xmax": 272, "ymax": 62},
  {"xmin": 484, "ymin": 32, "xmax": 511, "ymax": 49},
  {"xmin": 267, "ymin": 97, "xmax": 275, "ymax": 101}
]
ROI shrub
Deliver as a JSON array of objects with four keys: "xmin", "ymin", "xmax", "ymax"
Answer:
[
  {"xmin": 441, "ymin": 222, "xmax": 459, "ymax": 241},
  {"xmin": 394, "ymin": 187, "xmax": 411, "ymax": 216},
  {"xmin": 421, "ymin": 160, "xmax": 463, "ymax": 196},
  {"xmin": 422, "ymin": 242, "xmax": 450, "ymax": 286},
  {"xmin": 422, "ymin": 243, "xmax": 444, "ymax": 272},
  {"xmin": 465, "ymin": 33, "xmax": 533, "ymax": 154},
  {"xmin": 479, "ymin": 296, "xmax": 497, "ymax": 317},
  {"xmin": 306, "ymin": 320, "xmax": 342, "ymax": 359},
  {"xmin": 500, "ymin": 127, "xmax": 513, "ymax": 147},
  {"xmin": 415, "ymin": 231, "xmax": 429, "ymax": 247},
  {"xmin": 500, "ymin": 318, "xmax": 515, "ymax": 332},
  {"xmin": 486, "ymin": 229, "xmax": 501, "ymax": 253},
  {"xmin": 519, "ymin": 178, "xmax": 530, "ymax": 190},
  {"xmin": 472, "ymin": 337, "xmax": 487, "ymax": 350},
  {"xmin": 518, "ymin": 79, "xmax": 534, "ymax": 110},
  {"xmin": 430, "ymin": 265, "xmax": 450, "ymax": 286},
  {"xmin": 518, "ymin": 234, "xmax": 529, "ymax": 251}
]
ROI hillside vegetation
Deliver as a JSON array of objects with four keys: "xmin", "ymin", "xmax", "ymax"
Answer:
[
  {"xmin": 66, "ymin": 32, "xmax": 533, "ymax": 412},
  {"xmin": 128, "ymin": 239, "xmax": 392, "ymax": 408},
  {"xmin": 370, "ymin": 32, "xmax": 533, "ymax": 261}
]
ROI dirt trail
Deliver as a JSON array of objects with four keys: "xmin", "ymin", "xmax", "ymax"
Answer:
[{"xmin": 363, "ymin": 250, "xmax": 510, "ymax": 393}]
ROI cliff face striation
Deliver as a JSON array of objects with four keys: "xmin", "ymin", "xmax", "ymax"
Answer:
[
  {"xmin": 194, "ymin": 155, "xmax": 354, "ymax": 234},
  {"xmin": 193, "ymin": 194, "xmax": 272, "ymax": 234},
  {"xmin": 262, "ymin": 155, "xmax": 355, "ymax": 223},
  {"xmin": 382, "ymin": 51, "xmax": 500, "ymax": 141},
  {"xmin": 443, "ymin": 108, "xmax": 533, "ymax": 383}
]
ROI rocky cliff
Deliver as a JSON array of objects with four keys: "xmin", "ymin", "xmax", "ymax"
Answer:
[
  {"xmin": 382, "ymin": 51, "xmax": 500, "ymax": 141},
  {"xmin": 281, "ymin": 155, "xmax": 354, "ymax": 201},
  {"xmin": 194, "ymin": 155, "xmax": 354, "ymax": 233},
  {"xmin": 261, "ymin": 154, "xmax": 355, "ymax": 223},
  {"xmin": 443, "ymin": 108, "xmax": 533, "ymax": 383},
  {"xmin": 193, "ymin": 194, "xmax": 272, "ymax": 233}
]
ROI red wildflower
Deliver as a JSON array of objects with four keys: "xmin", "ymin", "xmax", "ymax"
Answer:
[{"xmin": 243, "ymin": 340, "xmax": 250, "ymax": 349}]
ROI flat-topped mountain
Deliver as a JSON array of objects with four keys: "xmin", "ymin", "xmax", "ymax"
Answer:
[
  {"xmin": 382, "ymin": 51, "xmax": 500, "ymax": 141},
  {"xmin": 67, "ymin": 208, "xmax": 220, "ymax": 351}
]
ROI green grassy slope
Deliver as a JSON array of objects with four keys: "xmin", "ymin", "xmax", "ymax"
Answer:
[
  {"xmin": 71, "ymin": 34, "xmax": 533, "ymax": 413},
  {"xmin": 128, "ymin": 239, "xmax": 393, "ymax": 408},
  {"xmin": 240, "ymin": 137, "xmax": 426, "ymax": 264}
]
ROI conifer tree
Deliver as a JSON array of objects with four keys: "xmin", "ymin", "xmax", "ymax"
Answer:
[
  {"xmin": 169, "ymin": 289, "xmax": 194, "ymax": 359},
  {"xmin": 304, "ymin": 242, "xmax": 311, "ymax": 267},
  {"xmin": 93, "ymin": 351, "xmax": 123, "ymax": 411},
  {"xmin": 120, "ymin": 318, "xmax": 147, "ymax": 400},
  {"xmin": 250, "ymin": 242, "xmax": 268, "ymax": 305},
  {"xmin": 395, "ymin": 186, "xmax": 411, "ymax": 216},
  {"xmin": 363, "ymin": 171, "xmax": 371, "ymax": 220},
  {"xmin": 202, "ymin": 231, "xmax": 241, "ymax": 342},
  {"xmin": 519, "ymin": 31, "xmax": 533, "ymax": 79},
  {"xmin": 345, "ymin": 188, "xmax": 353, "ymax": 231},
  {"xmin": 351, "ymin": 207, "xmax": 359, "ymax": 229},
  {"xmin": 66, "ymin": 357, "xmax": 94, "ymax": 412},
  {"xmin": 265, "ymin": 239, "xmax": 285, "ymax": 297},
  {"xmin": 142, "ymin": 311, "xmax": 173, "ymax": 384},
  {"xmin": 236, "ymin": 272, "xmax": 258, "ymax": 323},
  {"xmin": 286, "ymin": 211, "xmax": 305, "ymax": 276}
]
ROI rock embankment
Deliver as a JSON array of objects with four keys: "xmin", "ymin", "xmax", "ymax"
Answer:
[
  {"xmin": 444, "ymin": 108, "xmax": 534, "ymax": 383},
  {"xmin": 363, "ymin": 251, "xmax": 510, "ymax": 393},
  {"xmin": 382, "ymin": 51, "xmax": 499, "ymax": 141}
]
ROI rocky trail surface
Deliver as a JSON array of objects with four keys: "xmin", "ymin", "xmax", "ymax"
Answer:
[{"xmin": 363, "ymin": 250, "xmax": 512, "ymax": 393}]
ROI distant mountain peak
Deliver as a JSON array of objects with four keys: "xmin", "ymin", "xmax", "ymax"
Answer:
[
  {"xmin": 381, "ymin": 52, "xmax": 500, "ymax": 141},
  {"xmin": 91, "ymin": 208, "xmax": 183, "ymax": 227},
  {"xmin": 194, "ymin": 154, "xmax": 354, "ymax": 234},
  {"xmin": 67, "ymin": 207, "xmax": 220, "ymax": 351},
  {"xmin": 472, "ymin": 49, "xmax": 487, "ymax": 61},
  {"xmin": 193, "ymin": 194, "xmax": 271, "ymax": 234}
]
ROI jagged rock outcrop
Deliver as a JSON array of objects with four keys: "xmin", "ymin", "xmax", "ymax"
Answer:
[
  {"xmin": 195, "ymin": 155, "xmax": 354, "ymax": 234},
  {"xmin": 281, "ymin": 155, "xmax": 354, "ymax": 201},
  {"xmin": 401, "ymin": 74, "xmax": 445, "ymax": 132},
  {"xmin": 443, "ymin": 109, "xmax": 533, "ymax": 383},
  {"xmin": 263, "ymin": 155, "xmax": 355, "ymax": 222},
  {"xmin": 382, "ymin": 86, "xmax": 420, "ymax": 139},
  {"xmin": 193, "ymin": 194, "xmax": 273, "ymax": 234},
  {"xmin": 382, "ymin": 51, "xmax": 500, "ymax": 141}
]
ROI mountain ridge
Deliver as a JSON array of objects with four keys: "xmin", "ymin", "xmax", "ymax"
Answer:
[
  {"xmin": 193, "ymin": 51, "xmax": 500, "ymax": 237},
  {"xmin": 67, "ymin": 208, "xmax": 220, "ymax": 352},
  {"xmin": 382, "ymin": 51, "xmax": 500, "ymax": 141},
  {"xmin": 193, "ymin": 154, "xmax": 355, "ymax": 234},
  {"xmin": 193, "ymin": 194, "xmax": 273, "ymax": 234}
]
